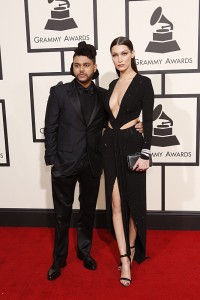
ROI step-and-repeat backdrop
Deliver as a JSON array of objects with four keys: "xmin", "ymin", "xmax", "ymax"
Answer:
[{"xmin": 0, "ymin": 0, "xmax": 199, "ymax": 216}]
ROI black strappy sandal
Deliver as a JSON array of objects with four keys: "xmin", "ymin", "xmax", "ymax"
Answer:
[
  {"xmin": 120, "ymin": 254, "xmax": 131, "ymax": 287},
  {"xmin": 118, "ymin": 245, "xmax": 135, "ymax": 271}
]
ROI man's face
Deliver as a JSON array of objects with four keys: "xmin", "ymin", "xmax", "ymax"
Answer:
[{"xmin": 73, "ymin": 55, "xmax": 97, "ymax": 87}]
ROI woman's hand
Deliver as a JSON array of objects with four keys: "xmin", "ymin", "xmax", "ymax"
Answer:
[
  {"xmin": 135, "ymin": 120, "xmax": 143, "ymax": 134},
  {"xmin": 133, "ymin": 158, "xmax": 149, "ymax": 172}
]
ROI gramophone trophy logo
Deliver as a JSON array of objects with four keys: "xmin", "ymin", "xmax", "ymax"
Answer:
[
  {"xmin": 45, "ymin": 0, "xmax": 78, "ymax": 31},
  {"xmin": 152, "ymin": 104, "xmax": 180, "ymax": 147},
  {"xmin": 24, "ymin": 0, "xmax": 97, "ymax": 51},
  {"xmin": 145, "ymin": 7, "xmax": 180, "ymax": 53}
]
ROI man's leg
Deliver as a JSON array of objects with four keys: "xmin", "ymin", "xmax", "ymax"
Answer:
[
  {"xmin": 77, "ymin": 159, "xmax": 100, "ymax": 261},
  {"xmin": 48, "ymin": 172, "xmax": 77, "ymax": 280}
]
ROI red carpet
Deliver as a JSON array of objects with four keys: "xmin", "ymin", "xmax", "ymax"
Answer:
[{"xmin": 0, "ymin": 228, "xmax": 200, "ymax": 300}]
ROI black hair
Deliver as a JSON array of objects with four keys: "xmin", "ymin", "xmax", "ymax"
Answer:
[
  {"xmin": 110, "ymin": 36, "xmax": 138, "ymax": 76},
  {"xmin": 70, "ymin": 41, "xmax": 99, "ymax": 79}
]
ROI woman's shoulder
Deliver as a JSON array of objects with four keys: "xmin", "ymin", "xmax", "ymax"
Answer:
[
  {"xmin": 136, "ymin": 74, "xmax": 154, "ymax": 97},
  {"xmin": 137, "ymin": 73, "xmax": 152, "ymax": 85},
  {"xmin": 109, "ymin": 78, "xmax": 118, "ymax": 88}
]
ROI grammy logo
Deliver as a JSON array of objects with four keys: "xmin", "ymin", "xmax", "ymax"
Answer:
[
  {"xmin": 45, "ymin": 0, "xmax": 78, "ymax": 31},
  {"xmin": 145, "ymin": 7, "xmax": 180, "ymax": 53},
  {"xmin": 152, "ymin": 104, "xmax": 180, "ymax": 147}
]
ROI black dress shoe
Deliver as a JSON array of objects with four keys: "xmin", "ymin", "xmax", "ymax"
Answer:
[
  {"xmin": 47, "ymin": 262, "xmax": 66, "ymax": 281},
  {"xmin": 77, "ymin": 254, "xmax": 97, "ymax": 270}
]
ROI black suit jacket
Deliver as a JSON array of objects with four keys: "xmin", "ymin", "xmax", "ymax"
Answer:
[{"xmin": 44, "ymin": 79, "xmax": 107, "ymax": 177}]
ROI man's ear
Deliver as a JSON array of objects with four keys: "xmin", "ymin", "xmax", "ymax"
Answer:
[{"xmin": 92, "ymin": 68, "xmax": 99, "ymax": 80}]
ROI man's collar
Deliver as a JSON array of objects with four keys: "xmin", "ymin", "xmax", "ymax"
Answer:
[{"xmin": 76, "ymin": 80, "xmax": 94, "ymax": 95}]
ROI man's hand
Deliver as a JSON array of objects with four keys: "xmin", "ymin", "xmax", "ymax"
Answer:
[{"xmin": 135, "ymin": 120, "xmax": 143, "ymax": 134}]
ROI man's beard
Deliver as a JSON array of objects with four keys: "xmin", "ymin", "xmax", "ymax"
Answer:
[{"xmin": 76, "ymin": 73, "xmax": 94, "ymax": 84}]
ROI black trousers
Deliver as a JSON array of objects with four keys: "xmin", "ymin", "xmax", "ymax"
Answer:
[{"xmin": 51, "ymin": 158, "xmax": 101, "ymax": 266}]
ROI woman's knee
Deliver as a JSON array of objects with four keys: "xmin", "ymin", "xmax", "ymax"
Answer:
[{"xmin": 112, "ymin": 197, "xmax": 122, "ymax": 214}]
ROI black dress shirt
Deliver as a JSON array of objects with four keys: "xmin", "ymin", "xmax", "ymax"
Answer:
[
  {"xmin": 76, "ymin": 80, "xmax": 96, "ymax": 162},
  {"xmin": 76, "ymin": 81, "xmax": 95, "ymax": 125}
]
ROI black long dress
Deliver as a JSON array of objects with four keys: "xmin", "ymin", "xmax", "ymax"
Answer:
[{"xmin": 102, "ymin": 73, "xmax": 154, "ymax": 263}]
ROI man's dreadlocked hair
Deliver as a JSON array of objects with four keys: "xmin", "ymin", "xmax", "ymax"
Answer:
[{"xmin": 70, "ymin": 41, "xmax": 99, "ymax": 79}]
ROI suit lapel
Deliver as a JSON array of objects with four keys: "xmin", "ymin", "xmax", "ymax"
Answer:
[
  {"xmin": 87, "ymin": 88, "xmax": 102, "ymax": 127},
  {"xmin": 67, "ymin": 80, "xmax": 102, "ymax": 127},
  {"xmin": 67, "ymin": 80, "xmax": 85, "ymax": 124}
]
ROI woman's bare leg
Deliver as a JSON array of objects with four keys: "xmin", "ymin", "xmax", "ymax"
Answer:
[{"xmin": 112, "ymin": 178, "xmax": 131, "ymax": 286}]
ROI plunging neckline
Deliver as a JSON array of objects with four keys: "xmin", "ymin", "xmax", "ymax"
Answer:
[{"xmin": 109, "ymin": 73, "xmax": 138, "ymax": 120}]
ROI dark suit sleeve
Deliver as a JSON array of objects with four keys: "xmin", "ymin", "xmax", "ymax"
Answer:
[
  {"xmin": 44, "ymin": 87, "xmax": 60, "ymax": 165},
  {"xmin": 141, "ymin": 77, "xmax": 154, "ymax": 151}
]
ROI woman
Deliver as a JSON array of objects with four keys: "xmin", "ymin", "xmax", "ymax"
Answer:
[{"xmin": 102, "ymin": 36, "xmax": 154, "ymax": 286}]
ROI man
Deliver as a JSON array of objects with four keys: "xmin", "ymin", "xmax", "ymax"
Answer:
[{"xmin": 44, "ymin": 41, "xmax": 142, "ymax": 280}]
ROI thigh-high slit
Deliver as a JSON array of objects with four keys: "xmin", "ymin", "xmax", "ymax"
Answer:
[{"xmin": 102, "ymin": 125, "xmax": 147, "ymax": 263}]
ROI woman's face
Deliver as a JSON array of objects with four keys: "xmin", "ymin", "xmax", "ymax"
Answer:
[{"xmin": 111, "ymin": 45, "xmax": 134, "ymax": 73}]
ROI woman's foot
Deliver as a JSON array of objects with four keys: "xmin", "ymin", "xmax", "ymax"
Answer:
[{"xmin": 119, "ymin": 254, "xmax": 131, "ymax": 287}]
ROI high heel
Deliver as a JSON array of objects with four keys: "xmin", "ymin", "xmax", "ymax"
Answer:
[
  {"xmin": 119, "ymin": 254, "xmax": 131, "ymax": 287},
  {"xmin": 118, "ymin": 245, "xmax": 135, "ymax": 270}
]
